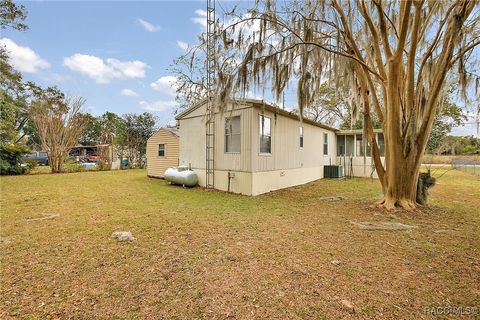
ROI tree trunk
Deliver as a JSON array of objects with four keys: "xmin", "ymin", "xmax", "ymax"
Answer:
[
  {"xmin": 373, "ymin": 54, "xmax": 425, "ymax": 210},
  {"xmin": 49, "ymin": 150, "xmax": 65, "ymax": 173},
  {"xmin": 378, "ymin": 152, "xmax": 422, "ymax": 210}
]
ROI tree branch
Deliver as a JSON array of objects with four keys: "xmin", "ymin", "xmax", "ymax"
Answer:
[
  {"xmin": 358, "ymin": 0, "xmax": 387, "ymax": 79},
  {"xmin": 373, "ymin": 0, "xmax": 393, "ymax": 58},
  {"xmin": 406, "ymin": 1, "xmax": 423, "ymax": 114},
  {"xmin": 450, "ymin": 38, "xmax": 480, "ymax": 66},
  {"xmin": 396, "ymin": 0, "xmax": 413, "ymax": 54}
]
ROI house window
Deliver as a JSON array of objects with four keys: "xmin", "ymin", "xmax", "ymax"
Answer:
[
  {"xmin": 225, "ymin": 116, "xmax": 241, "ymax": 153},
  {"xmin": 377, "ymin": 133, "xmax": 385, "ymax": 156},
  {"xmin": 158, "ymin": 144, "xmax": 166, "ymax": 157},
  {"xmin": 259, "ymin": 115, "xmax": 271, "ymax": 154},
  {"xmin": 299, "ymin": 127, "xmax": 304, "ymax": 148},
  {"xmin": 356, "ymin": 135, "xmax": 364, "ymax": 156},
  {"xmin": 345, "ymin": 135, "xmax": 354, "ymax": 156},
  {"xmin": 337, "ymin": 135, "xmax": 345, "ymax": 156},
  {"xmin": 323, "ymin": 133, "xmax": 328, "ymax": 155}
]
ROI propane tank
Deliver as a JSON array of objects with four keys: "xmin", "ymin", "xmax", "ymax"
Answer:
[{"xmin": 164, "ymin": 166, "xmax": 198, "ymax": 187}]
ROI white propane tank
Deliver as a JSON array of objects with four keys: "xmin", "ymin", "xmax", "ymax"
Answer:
[{"xmin": 164, "ymin": 166, "xmax": 198, "ymax": 187}]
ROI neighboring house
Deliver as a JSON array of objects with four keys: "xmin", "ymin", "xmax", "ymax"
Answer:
[
  {"xmin": 175, "ymin": 98, "xmax": 337, "ymax": 195},
  {"xmin": 146, "ymin": 127, "xmax": 180, "ymax": 178},
  {"xmin": 69, "ymin": 145, "xmax": 98, "ymax": 159},
  {"xmin": 69, "ymin": 144, "xmax": 122, "ymax": 169},
  {"xmin": 336, "ymin": 129, "xmax": 385, "ymax": 178}
]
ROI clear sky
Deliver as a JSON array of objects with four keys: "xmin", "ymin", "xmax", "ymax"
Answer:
[{"xmin": 1, "ymin": 1, "xmax": 477, "ymax": 135}]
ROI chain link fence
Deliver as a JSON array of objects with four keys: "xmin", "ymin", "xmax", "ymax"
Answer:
[{"xmin": 452, "ymin": 157, "xmax": 480, "ymax": 175}]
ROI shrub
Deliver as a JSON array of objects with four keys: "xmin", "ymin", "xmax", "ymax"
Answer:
[
  {"xmin": 64, "ymin": 158, "xmax": 84, "ymax": 173},
  {"xmin": 24, "ymin": 159, "xmax": 38, "ymax": 170},
  {"xmin": 463, "ymin": 145, "xmax": 480, "ymax": 155},
  {"xmin": 0, "ymin": 144, "xmax": 31, "ymax": 175},
  {"xmin": 64, "ymin": 158, "xmax": 98, "ymax": 173},
  {"xmin": 416, "ymin": 172, "xmax": 436, "ymax": 205},
  {"xmin": 97, "ymin": 160, "xmax": 111, "ymax": 171}
]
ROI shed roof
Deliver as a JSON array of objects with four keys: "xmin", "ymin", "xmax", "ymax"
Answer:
[
  {"xmin": 149, "ymin": 127, "xmax": 180, "ymax": 140},
  {"xmin": 162, "ymin": 127, "xmax": 180, "ymax": 137},
  {"xmin": 175, "ymin": 98, "xmax": 338, "ymax": 132}
]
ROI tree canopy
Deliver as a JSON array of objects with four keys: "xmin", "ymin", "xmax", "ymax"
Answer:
[{"xmin": 0, "ymin": 0, "xmax": 28, "ymax": 31}]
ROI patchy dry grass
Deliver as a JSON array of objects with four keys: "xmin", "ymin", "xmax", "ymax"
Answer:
[
  {"xmin": 27, "ymin": 166, "xmax": 52, "ymax": 175},
  {"xmin": 1, "ymin": 169, "xmax": 479, "ymax": 319},
  {"xmin": 422, "ymin": 155, "xmax": 480, "ymax": 165}
]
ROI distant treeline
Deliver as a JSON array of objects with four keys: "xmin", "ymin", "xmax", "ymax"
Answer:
[{"xmin": 430, "ymin": 135, "xmax": 480, "ymax": 155}]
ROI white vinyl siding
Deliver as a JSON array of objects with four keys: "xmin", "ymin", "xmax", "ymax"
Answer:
[
  {"xmin": 178, "ymin": 100, "xmax": 337, "ymax": 179},
  {"xmin": 179, "ymin": 102, "xmax": 253, "ymax": 172}
]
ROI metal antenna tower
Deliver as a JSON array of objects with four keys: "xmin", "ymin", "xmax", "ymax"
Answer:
[{"xmin": 205, "ymin": 0, "xmax": 216, "ymax": 188}]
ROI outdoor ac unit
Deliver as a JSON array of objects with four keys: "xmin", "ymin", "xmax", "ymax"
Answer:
[{"xmin": 324, "ymin": 165, "xmax": 344, "ymax": 178}]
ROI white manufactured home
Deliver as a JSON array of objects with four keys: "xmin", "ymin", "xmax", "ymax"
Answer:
[{"xmin": 175, "ymin": 99, "xmax": 338, "ymax": 195}]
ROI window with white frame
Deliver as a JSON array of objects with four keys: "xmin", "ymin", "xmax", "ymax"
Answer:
[
  {"xmin": 225, "ymin": 116, "xmax": 241, "ymax": 153},
  {"xmin": 356, "ymin": 135, "xmax": 372, "ymax": 156},
  {"xmin": 356, "ymin": 135, "xmax": 364, "ymax": 156},
  {"xmin": 158, "ymin": 144, "xmax": 166, "ymax": 157},
  {"xmin": 299, "ymin": 127, "xmax": 304, "ymax": 148},
  {"xmin": 377, "ymin": 133, "xmax": 385, "ymax": 156},
  {"xmin": 323, "ymin": 133, "xmax": 328, "ymax": 155},
  {"xmin": 259, "ymin": 115, "xmax": 271, "ymax": 154}
]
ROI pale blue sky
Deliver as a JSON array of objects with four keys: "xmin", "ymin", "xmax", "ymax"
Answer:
[
  {"xmin": 1, "ymin": 1, "xmax": 218, "ymax": 127},
  {"xmin": 1, "ymin": 1, "xmax": 477, "ymax": 135}
]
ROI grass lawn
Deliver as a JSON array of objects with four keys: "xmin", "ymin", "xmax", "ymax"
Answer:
[
  {"xmin": 27, "ymin": 166, "xmax": 52, "ymax": 175},
  {"xmin": 1, "ymin": 169, "xmax": 479, "ymax": 319},
  {"xmin": 455, "ymin": 165, "xmax": 480, "ymax": 176}
]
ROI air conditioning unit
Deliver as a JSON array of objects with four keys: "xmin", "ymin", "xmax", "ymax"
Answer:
[{"xmin": 324, "ymin": 165, "xmax": 344, "ymax": 178}]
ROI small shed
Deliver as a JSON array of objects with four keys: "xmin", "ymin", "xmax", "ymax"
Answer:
[{"xmin": 146, "ymin": 127, "xmax": 180, "ymax": 178}]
